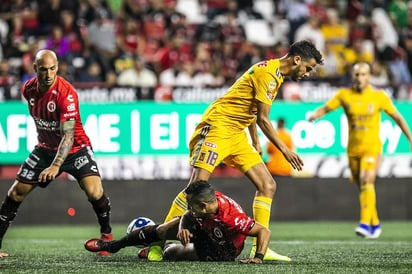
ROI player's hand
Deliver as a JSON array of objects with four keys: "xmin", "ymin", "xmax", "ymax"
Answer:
[
  {"xmin": 239, "ymin": 258, "xmax": 263, "ymax": 264},
  {"xmin": 177, "ymin": 229, "xmax": 193, "ymax": 246},
  {"xmin": 282, "ymin": 150, "xmax": 304, "ymax": 171},
  {"xmin": 38, "ymin": 165, "xmax": 60, "ymax": 182},
  {"xmin": 0, "ymin": 252, "xmax": 9, "ymax": 258}
]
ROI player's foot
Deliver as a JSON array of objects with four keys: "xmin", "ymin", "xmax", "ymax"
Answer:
[
  {"xmin": 85, "ymin": 238, "xmax": 111, "ymax": 253},
  {"xmin": 369, "ymin": 224, "xmax": 382, "ymax": 239},
  {"xmin": 249, "ymin": 246, "xmax": 292, "ymax": 262},
  {"xmin": 138, "ymin": 246, "xmax": 149, "ymax": 259},
  {"xmin": 355, "ymin": 223, "xmax": 371, "ymax": 238},
  {"xmin": 147, "ymin": 245, "xmax": 163, "ymax": 261},
  {"xmin": 98, "ymin": 233, "xmax": 113, "ymax": 256}
]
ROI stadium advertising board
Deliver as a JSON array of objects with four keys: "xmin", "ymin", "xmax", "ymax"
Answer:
[{"xmin": 1, "ymin": 102, "xmax": 412, "ymax": 179}]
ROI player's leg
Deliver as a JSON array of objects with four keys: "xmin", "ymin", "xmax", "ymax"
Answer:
[
  {"xmin": 359, "ymin": 154, "xmax": 381, "ymax": 238},
  {"xmin": 85, "ymin": 218, "xmax": 180, "ymax": 253},
  {"xmin": 0, "ymin": 181, "xmax": 35, "ymax": 254}
]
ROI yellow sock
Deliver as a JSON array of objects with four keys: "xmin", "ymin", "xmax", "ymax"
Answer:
[
  {"xmin": 252, "ymin": 196, "xmax": 272, "ymax": 245},
  {"xmin": 369, "ymin": 185, "xmax": 379, "ymax": 226},
  {"xmin": 359, "ymin": 184, "xmax": 374, "ymax": 225},
  {"xmin": 164, "ymin": 191, "xmax": 187, "ymax": 223}
]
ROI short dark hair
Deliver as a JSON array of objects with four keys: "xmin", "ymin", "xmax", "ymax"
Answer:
[
  {"xmin": 288, "ymin": 40, "xmax": 323, "ymax": 65},
  {"xmin": 184, "ymin": 180, "xmax": 216, "ymax": 203}
]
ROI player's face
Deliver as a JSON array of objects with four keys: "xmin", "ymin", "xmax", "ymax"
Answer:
[
  {"xmin": 291, "ymin": 57, "xmax": 317, "ymax": 81},
  {"xmin": 34, "ymin": 55, "xmax": 58, "ymax": 90},
  {"xmin": 352, "ymin": 64, "xmax": 370, "ymax": 91},
  {"xmin": 187, "ymin": 196, "xmax": 216, "ymax": 219}
]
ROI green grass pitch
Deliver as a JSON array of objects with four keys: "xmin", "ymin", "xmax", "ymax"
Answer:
[{"xmin": 1, "ymin": 222, "xmax": 411, "ymax": 273}]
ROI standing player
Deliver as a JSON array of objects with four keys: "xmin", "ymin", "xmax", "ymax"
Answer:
[
  {"xmin": 308, "ymin": 62, "xmax": 412, "ymax": 238},
  {"xmin": 85, "ymin": 181, "xmax": 271, "ymax": 264},
  {"xmin": 0, "ymin": 50, "xmax": 112, "ymax": 258},
  {"xmin": 146, "ymin": 40, "xmax": 323, "ymax": 261}
]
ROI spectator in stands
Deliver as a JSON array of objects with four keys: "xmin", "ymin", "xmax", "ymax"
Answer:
[
  {"xmin": 117, "ymin": 55, "xmax": 157, "ymax": 88},
  {"xmin": 294, "ymin": 15, "xmax": 325, "ymax": 53},
  {"xmin": 321, "ymin": 8, "xmax": 348, "ymax": 54},
  {"xmin": 60, "ymin": 10, "xmax": 83, "ymax": 56},
  {"xmin": 266, "ymin": 118, "xmax": 294, "ymax": 177},
  {"xmin": 369, "ymin": 61, "xmax": 390, "ymax": 88},
  {"xmin": 77, "ymin": 61, "xmax": 105, "ymax": 84},
  {"xmin": 0, "ymin": 59, "xmax": 16, "ymax": 86},
  {"xmin": 44, "ymin": 25, "xmax": 70, "ymax": 59}
]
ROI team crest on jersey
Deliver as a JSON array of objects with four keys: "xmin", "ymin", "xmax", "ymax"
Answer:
[
  {"xmin": 47, "ymin": 101, "xmax": 56, "ymax": 112},
  {"xmin": 213, "ymin": 227, "xmax": 223, "ymax": 239},
  {"xmin": 268, "ymin": 80, "xmax": 277, "ymax": 91}
]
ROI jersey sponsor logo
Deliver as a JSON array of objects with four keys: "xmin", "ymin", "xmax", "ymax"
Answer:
[
  {"xmin": 90, "ymin": 165, "xmax": 98, "ymax": 173},
  {"xmin": 67, "ymin": 94, "xmax": 74, "ymax": 102},
  {"xmin": 63, "ymin": 111, "xmax": 77, "ymax": 118},
  {"xmin": 257, "ymin": 61, "xmax": 268, "ymax": 67},
  {"xmin": 67, "ymin": 103, "xmax": 76, "ymax": 112},
  {"xmin": 25, "ymin": 157, "xmax": 37, "ymax": 168},
  {"xmin": 204, "ymin": 142, "xmax": 217, "ymax": 148},
  {"xmin": 275, "ymin": 68, "xmax": 281, "ymax": 78},
  {"xmin": 47, "ymin": 101, "xmax": 56, "ymax": 112},
  {"xmin": 266, "ymin": 90, "xmax": 275, "ymax": 101},
  {"xmin": 32, "ymin": 116, "xmax": 59, "ymax": 131},
  {"xmin": 74, "ymin": 155, "xmax": 89, "ymax": 170},
  {"xmin": 52, "ymin": 90, "xmax": 57, "ymax": 95},
  {"xmin": 234, "ymin": 217, "xmax": 251, "ymax": 232},
  {"xmin": 29, "ymin": 98, "xmax": 35, "ymax": 106}
]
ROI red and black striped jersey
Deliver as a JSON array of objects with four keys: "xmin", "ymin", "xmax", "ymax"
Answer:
[{"xmin": 22, "ymin": 76, "xmax": 91, "ymax": 153}]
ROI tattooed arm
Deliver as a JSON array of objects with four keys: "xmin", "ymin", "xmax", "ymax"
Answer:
[{"xmin": 38, "ymin": 120, "xmax": 75, "ymax": 182}]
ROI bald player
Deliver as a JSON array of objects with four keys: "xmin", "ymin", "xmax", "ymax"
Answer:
[
  {"xmin": 308, "ymin": 62, "xmax": 412, "ymax": 238},
  {"xmin": 0, "ymin": 50, "xmax": 113, "ymax": 257}
]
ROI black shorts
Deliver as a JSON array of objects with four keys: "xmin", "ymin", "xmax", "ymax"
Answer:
[{"xmin": 16, "ymin": 146, "xmax": 100, "ymax": 188}]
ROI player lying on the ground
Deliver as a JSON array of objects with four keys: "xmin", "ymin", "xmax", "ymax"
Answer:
[{"xmin": 85, "ymin": 180, "xmax": 276, "ymax": 263}]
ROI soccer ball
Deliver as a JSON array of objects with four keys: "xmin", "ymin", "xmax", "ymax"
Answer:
[{"xmin": 126, "ymin": 217, "xmax": 156, "ymax": 234}]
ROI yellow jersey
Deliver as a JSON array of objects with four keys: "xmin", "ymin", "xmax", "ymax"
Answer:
[
  {"xmin": 200, "ymin": 59, "xmax": 284, "ymax": 136},
  {"xmin": 326, "ymin": 85, "xmax": 396, "ymax": 156}
]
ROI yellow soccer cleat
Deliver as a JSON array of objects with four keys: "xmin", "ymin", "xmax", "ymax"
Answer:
[
  {"xmin": 249, "ymin": 246, "xmax": 292, "ymax": 262},
  {"xmin": 147, "ymin": 245, "xmax": 163, "ymax": 262}
]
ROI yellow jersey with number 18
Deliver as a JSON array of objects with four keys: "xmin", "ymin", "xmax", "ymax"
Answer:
[
  {"xmin": 200, "ymin": 59, "xmax": 284, "ymax": 136},
  {"xmin": 326, "ymin": 85, "xmax": 397, "ymax": 156}
]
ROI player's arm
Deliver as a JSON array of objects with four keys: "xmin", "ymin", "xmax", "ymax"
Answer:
[
  {"xmin": 307, "ymin": 105, "xmax": 332, "ymax": 122},
  {"xmin": 176, "ymin": 211, "xmax": 194, "ymax": 246},
  {"xmin": 38, "ymin": 119, "xmax": 75, "ymax": 182},
  {"xmin": 386, "ymin": 111, "xmax": 412, "ymax": 150},
  {"xmin": 256, "ymin": 101, "xmax": 303, "ymax": 171},
  {"xmin": 240, "ymin": 222, "xmax": 271, "ymax": 264},
  {"xmin": 248, "ymin": 120, "xmax": 262, "ymax": 156}
]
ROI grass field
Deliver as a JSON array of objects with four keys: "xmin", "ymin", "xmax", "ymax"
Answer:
[{"xmin": 1, "ymin": 221, "xmax": 411, "ymax": 274}]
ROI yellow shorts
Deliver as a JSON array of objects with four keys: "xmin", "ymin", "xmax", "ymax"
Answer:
[
  {"xmin": 189, "ymin": 124, "xmax": 263, "ymax": 173},
  {"xmin": 348, "ymin": 153, "xmax": 380, "ymax": 183}
]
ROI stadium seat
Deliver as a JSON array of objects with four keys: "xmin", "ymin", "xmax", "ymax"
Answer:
[{"xmin": 243, "ymin": 20, "xmax": 277, "ymax": 46}]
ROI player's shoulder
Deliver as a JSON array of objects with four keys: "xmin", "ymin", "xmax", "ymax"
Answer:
[
  {"xmin": 23, "ymin": 76, "xmax": 37, "ymax": 90},
  {"xmin": 56, "ymin": 76, "xmax": 77, "ymax": 95}
]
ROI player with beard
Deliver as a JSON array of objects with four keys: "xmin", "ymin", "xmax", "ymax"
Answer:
[
  {"xmin": 308, "ymin": 62, "xmax": 412, "ymax": 238},
  {"xmin": 145, "ymin": 40, "xmax": 323, "ymax": 262},
  {"xmin": 0, "ymin": 50, "xmax": 112, "ymax": 257}
]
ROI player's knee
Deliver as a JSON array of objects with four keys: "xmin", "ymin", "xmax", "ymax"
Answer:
[
  {"xmin": 259, "ymin": 178, "xmax": 276, "ymax": 196},
  {"xmin": 8, "ymin": 182, "xmax": 30, "ymax": 202}
]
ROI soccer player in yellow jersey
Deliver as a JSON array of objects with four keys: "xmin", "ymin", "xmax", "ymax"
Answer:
[
  {"xmin": 145, "ymin": 40, "xmax": 323, "ymax": 262},
  {"xmin": 308, "ymin": 62, "xmax": 412, "ymax": 238}
]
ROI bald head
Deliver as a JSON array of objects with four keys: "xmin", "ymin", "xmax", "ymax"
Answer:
[
  {"xmin": 34, "ymin": 50, "xmax": 59, "ymax": 92},
  {"xmin": 352, "ymin": 62, "xmax": 371, "ymax": 92}
]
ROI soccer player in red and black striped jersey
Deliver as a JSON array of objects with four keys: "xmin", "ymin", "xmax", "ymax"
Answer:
[
  {"xmin": 0, "ymin": 50, "xmax": 112, "ymax": 258},
  {"xmin": 85, "ymin": 181, "xmax": 271, "ymax": 263}
]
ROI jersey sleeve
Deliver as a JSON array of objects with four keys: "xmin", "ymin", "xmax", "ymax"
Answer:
[
  {"xmin": 253, "ymin": 62, "xmax": 279, "ymax": 105},
  {"xmin": 379, "ymin": 90, "xmax": 396, "ymax": 115},
  {"xmin": 59, "ymin": 85, "xmax": 79, "ymax": 122},
  {"xmin": 326, "ymin": 88, "xmax": 343, "ymax": 110},
  {"xmin": 221, "ymin": 195, "xmax": 255, "ymax": 235}
]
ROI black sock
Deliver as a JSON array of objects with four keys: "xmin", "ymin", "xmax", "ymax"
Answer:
[
  {"xmin": 0, "ymin": 196, "xmax": 22, "ymax": 248},
  {"xmin": 110, "ymin": 225, "xmax": 160, "ymax": 252},
  {"xmin": 90, "ymin": 194, "xmax": 112, "ymax": 234}
]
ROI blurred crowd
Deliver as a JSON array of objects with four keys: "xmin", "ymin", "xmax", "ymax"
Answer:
[{"xmin": 0, "ymin": 0, "xmax": 411, "ymax": 99}]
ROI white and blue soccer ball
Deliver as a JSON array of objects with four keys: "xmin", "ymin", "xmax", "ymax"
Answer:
[{"xmin": 126, "ymin": 217, "xmax": 156, "ymax": 234}]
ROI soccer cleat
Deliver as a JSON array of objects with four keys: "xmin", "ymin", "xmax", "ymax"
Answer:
[
  {"xmin": 98, "ymin": 233, "xmax": 113, "ymax": 256},
  {"xmin": 369, "ymin": 225, "xmax": 382, "ymax": 239},
  {"xmin": 147, "ymin": 245, "xmax": 163, "ymax": 261},
  {"xmin": 249, "ymin": 246, "xmax": 292, "ymax": 262},
  {"xmin": 355, "ymin": 223, "xmax": 371, "ymax": 238},
  {"xmin": 138, "ymin": 246, "xmax": 149, "ymax": 259},
  {"xmin": 85, "ymin": 238, "xmax": 110, "ymax": 253}
]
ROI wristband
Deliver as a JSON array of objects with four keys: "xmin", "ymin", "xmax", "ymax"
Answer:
[{"xmin": 254, "ymin": 253, "xmax": 264, "ymax": 260}]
